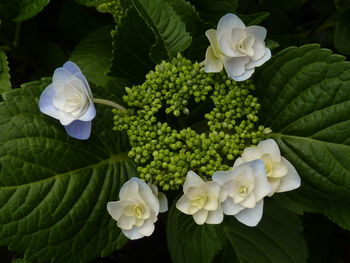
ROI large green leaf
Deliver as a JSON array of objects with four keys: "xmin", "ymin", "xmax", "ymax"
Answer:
[
  {"xmin": 0, "ymin": 0, "xmax": 50, "ymax": 22},
  {"xmin": 166, "ymin": 0, "xmax": 199, "ymax": 33},
  {"xmin": 110, "ymin": 7, "xmax": 156, "ymax": 83},
  {"xmin": 131, "ymin": 0, "xmax": 192, "ymax": 63},
  {"xmin": 223, "ymin": 202, "xmax": 308, "ymax": 263},
  {"xmin": 188, "ymin": 0, "xmax": 238, "ymax": 26},
  {"xmin": 0, "ymin": 80, "xmax": 135, "ymax": 263},
  {"xmin": 167, "ymin": 200, "xmax": 224, "ymax": 263},
  {"xmin": 0, "ymin": 51, "xmax": 11, "ymax": 95},
  {"xmin": 255, "ymin": 44, "xmax": 350, "ymax": 229}
]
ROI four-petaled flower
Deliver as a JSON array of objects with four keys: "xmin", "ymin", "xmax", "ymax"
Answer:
[
  {"xmin": 107, "ymin": 177, "xmax": 168, "ymax": 240},
  {"xmin": 213, "ymin": 160, "xmax": 271, "ymax": 226},
  {"xmin": 176, "ymin": 171, "xmax": 226, "ymax": 225},
  {"xmin": 205, "ymin": 13, "xmax": 271, "ymax": 81},
  {"xmin": 234, "ymin": 139, "xmax": 301, "ymax": 196},
  {"xmin": 39, "ymin": 61, "xmax": 96, "ymax": 140}
]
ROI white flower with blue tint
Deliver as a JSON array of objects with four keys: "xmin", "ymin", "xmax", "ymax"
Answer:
[
  {"xmin": 212, "ymin": 160, "xmax": 271, "ymax": 227},
  {"xmin": 39, "ymin": 61, "xmax": 96, "ymax": 140},
  {"xmin": 107, "ymin": 177, "xmax": 168, "ymax": 240},
  {"xmin": 234, "ymin": 139, "xmax": 301, "ymax": 196},
  {"xmin": 205, "ymin": 13, "xmax": 271, "ymax": 81}
]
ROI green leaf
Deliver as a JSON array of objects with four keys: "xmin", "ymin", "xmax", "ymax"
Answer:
[
  {"xmin": 188, "ymin": 0, "xmax": 238, "ymax": 26},
  {"xmin": 110, "ymin": 7, "xmax": 156, "ymax": 83},
  {"xmin": 166, "ymin": 0, "xmax": 200, "ymax": 33},
  {"xmin": 239, "ymin": 12, "xmax": 270, "ymax": 26},
  {"xmin": 255, "ymin": 44, "xmax": 350, "ymax": 229},
  {"xmin": 131, "ymin": 0, "xmax": 192, "ymax": 63},
  {"xmin": 0, "ymin": 0, "xmax": 50, "ymax": 22},
  {"xmin": 167, "ymin": 200, "xmax": 224, "ymax": 263},
  {"xmin": 0, "ymin": 51, "xmax": 11, "ymax": 95},
  {"xmin": 223, "ymin": 202, "xmax": 308, "ymax": 263},
  {"xmin": 335, "ymin": 10, "xmax": 350, "ymax": 55},
  {"xmin": 0, "ymin": 80, "xmax": 136, "ymax": 263}
]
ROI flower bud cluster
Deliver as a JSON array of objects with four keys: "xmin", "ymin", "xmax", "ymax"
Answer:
[
  {"xmin": 113, "ymin": 54, "xmax": 266, "ymax": 191},
  {"xmin": 97, "ymin": 0, "xmax": 123, "ymax": 22}
]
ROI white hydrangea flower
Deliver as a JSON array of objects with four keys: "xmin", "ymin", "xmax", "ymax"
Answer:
[
  {"xmin": 107, "ymin": 177, "xmax": 168, "ymax": 240},
  {"xmin": 212, "ymin": 159, "xmax": 271, "ymax": 227},
  {"xmin": 39, "ymin": 61, "xmax": 96, "ymax": 140},
  {"xmin": 234, "ymin": 139, "xmax": 301, "ymax": 196},
  {"xmin": 176, "ymin": 171, "xmax": 226, "ymax": 225},
  {"xmin": 205, "ymin": 13, "xmax": 271, "ymax": 81}
]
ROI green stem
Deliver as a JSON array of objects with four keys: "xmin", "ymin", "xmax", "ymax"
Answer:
[
  {"xmin": 13, "ymin": 22, "xmax": 22, "ymax": 47},
  {"xmin": 93, "ymin": 98, "xmax": 127, "ymax": 111}
]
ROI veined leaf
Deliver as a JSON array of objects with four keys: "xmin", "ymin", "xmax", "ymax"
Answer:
[
  {"xmin": 167, "ymin": 200, "xmax": 224, "ymax": 263},
  {"xmin": 255, "ymin": 44, "xmax": 350, "ymax": 229},
  {"xmin": 110, "ymin": 7, "xmax": 155, "ymax": 83},
  {"xmin": 166, "ymin": 0, "xmax": 199, "ymax": 33},
  {"xmin": 0, "ymin": 80, "xmax": 135, "ymax": 263},
  {"xmin": 223, "ymin": 202, "xmax": 308, "ymax": 263},
  {"xmin": 0, "ymin": 51, "xmax": 11, "ymax": 95},
  {"xmin": 131, "ymin": 0, "xmax": 192, "ymax": 63},
  {"xmin": 0, "ymin": 0, "xmax": 50, "ymax": 22}
]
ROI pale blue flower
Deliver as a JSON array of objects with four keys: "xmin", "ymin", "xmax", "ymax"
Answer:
[{"xmin": 39, "ymin": 61, "xmax": 96, "ymax": 140}]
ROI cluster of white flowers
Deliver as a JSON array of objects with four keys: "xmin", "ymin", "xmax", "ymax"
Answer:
[
  {"xmin": 176, "ymin": 139, "xmax": 300, "ymax": 227},
  {"xmin": 204, "ymin": 13, "xmax": 271, "ymax": 81}
]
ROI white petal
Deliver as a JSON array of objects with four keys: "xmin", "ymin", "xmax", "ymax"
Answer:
[
  {"xmin": 276, "ymin": 157, "xmax": 301, "ymax": 193},
  {"xmin": 224, "ymin": 56, "xmax": 249, "ymax": 78},
  {"xmin": 219, "ymin": 33, "xmax": 244, "ymax": 57},
  {"xmin": 246, "ymin": 25, "xmax": 267, "ymax": 41},
  {"xmin": 267, "ymin": 177, "xmax": 282, "ymax": 196},
  {"xmin": 78, "ymin": 102, "xmax": 96, "ymax": 121},
  {"xmin": 233, "ymin": 157, "xmax": 245, "ymax": 166},
  {"xmin": 138, "ymin": 218, "xmax": 156, "ymax": 236},
  {"xmin": 250, "ymin": 39, "xmax": 266, "ymax": 60},
  {"xmin": 203, "ymin": 194, "xmax": 219, "ymax": 211},
  {"xmin": 205, "ymin": 206, "xmax": 224, "ymax": 224},
  {"xmin": 230, "ymin": 68, "xmax": 254, "ymax": 82},
  {"xmin": 205, "ymin": 29, "xmax": 222, "ymax": 58},
  {"xmin": 63, "ymin": 61, "xmax": 81, "ymax": 74},
  {"xmin": 53, "ymin": 67, "xmax": 79, "ymax": 87},
  {"xmin": 137, "ymin": 182, "xmax": 160, "ymax": 214},
  {"xmin": 234, "ymin": 199, "xmax": 264, "ymax": 227},
  {"xmin": 212, "ymin": 170, "xmax": 233, "ymax": 185},
  {"xmin": 39, "ymin": 84, "xmax": 61, "ymax": 119},
  {"xmin": 247, "ymin": 159, "xmax": 271, "ymax": 201},
  {"xmin": 119, "ymin": 178, "xmax": 144, "ymax": 204},
  {"xmin": 239, "ymin": 192, "xmax": 257, "ymax": 208},
  {"xmin": 59, "ymin": 114, "xmax": 77, "ymax": 126},
  {"xmin": 245, "ymin": 48, "xmax": 271, "ymax": 69},
  {"xmin": 117, "ymin": 214, "xmax": 135, "ymax": 230},
  {"xmin": 241, "ymin": 146, "xmax": 263, "ymax": 162},
  {"xmin": 74, "ymin": 71, "xmax": 93, "ymax": 100},
  {"xmin": 122, "ymin": 227, "xmax": 144, "ymax": 240},
  {"xmin": 222, "ymin": 198, "xmax": 244, "ymax": 215},
  {"xmin": 205, "ymin": 46, "xmax": 224, "ymax": 73},
  {"xmin": 158, "ymin": 192, "xmax": 168, "ymax": 213},
  {"xmin": 106, "ymin": 201, "xmax": 129, "ymax": 221},
  {"xmin": 230, "ymin": 28, "xmax": 247, "ymax": 47},
  {"xmin": 202, "ymin": 181, "xmax": 221, "ymax": 198},
  {"xmin": 183, "ymin": 171, "xmax": 204, "ymax": 192},
  {"xmin": 257, "ymin": 139, "xmax": 281, "ymax": 162},
  {"xmin": 217, "ymin": 13, "xmax": 245, "ymax": 40},
  {"xmin": 193, "ymin": 209, "xmax": 208, "ymax": 225},
  {"xmin": 176, "ymin": 195, "xmax": 194, "ymax": 214}
]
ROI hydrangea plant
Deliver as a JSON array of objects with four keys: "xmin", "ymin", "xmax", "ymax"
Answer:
[{"xmin": 1, "ymin": 0, "xmax": 350, "ymax": 263}]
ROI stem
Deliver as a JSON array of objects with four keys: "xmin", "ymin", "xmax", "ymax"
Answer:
[
  {"xmin": 199, "ymin": 60, "xmax": 205, "ymax": 67},
  {"xmin": 13, "ymin": 22, "xmax": 22, "ymax": 47},
  {"xmin": 93, "ymin": 98, "xmax": 127, "ymax": 111}
]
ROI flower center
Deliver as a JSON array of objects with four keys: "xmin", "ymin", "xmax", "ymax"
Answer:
[
  {"xmin": 53, "ymin": 80, "xmax": 88, "ymax": 117},
  {"xmin": 238, "ymin": 185, "xmax": 247, "ymax": 196},
  {"xmin": 191, "ymin": 194, "xmax": 207, "ymax": 209},
  {"xmin": 133, "ymin": 204, "xmax": 144, "ymax": 219}
]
